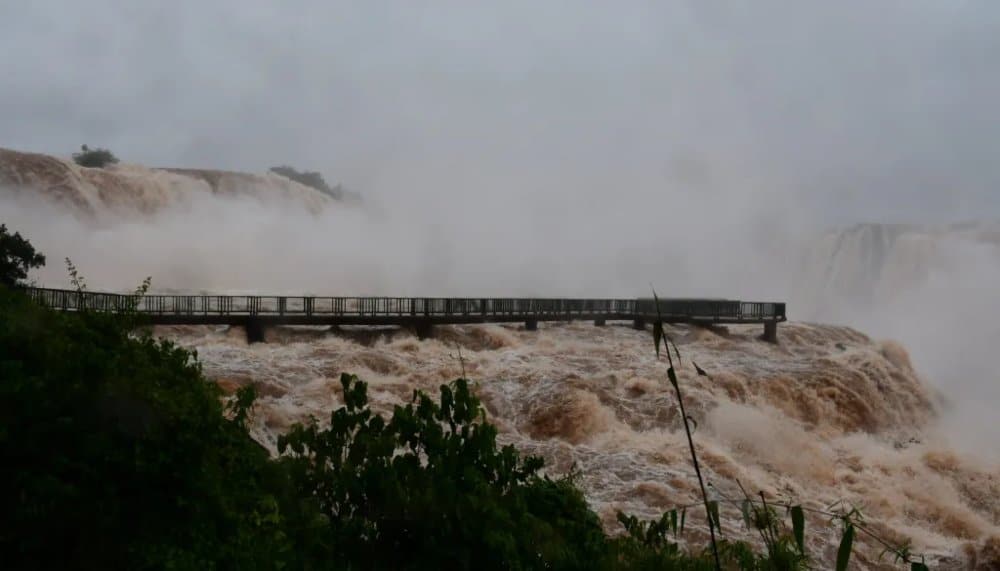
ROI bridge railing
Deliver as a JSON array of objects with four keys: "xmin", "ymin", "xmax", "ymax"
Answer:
[
  {"xmin": 25, "ymin": 287, "xmax": 142, "ymax": 313},
  {"xmin": 22, "ymin": 288, "xmax": 785, "ymax": 322},
  {"xmin": 23, "ymin": 288, "xmax": 639, "ymax": 318},
  {"xmin": 634, "ymin": 298, "xmax": 786, "ymax": 321}
]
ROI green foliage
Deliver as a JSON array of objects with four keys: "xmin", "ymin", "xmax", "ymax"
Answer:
[
  {"xmin": 0, "ymin": 224, "xmax": 45, "ymax": 287},
  {"xmin": 613, "ymin": 508, "xmax": 809, "ymax": 571},
  {"xmin": 837, "ymin": 523, "xmax": 855, "ymax": 571},
  {"xmin": 65, "ymin": 257, "xmax": 87, "ymax": 292},
  {"xmin": 790, "ymin": 506, "xmax": 805, "ymax": 555},
  {"xmin": 72, "ymin": 144, "xmax": 119, "ymax": 168},
  {"xmin": 730, "ymin": 491, "xmax": 809, "ymax": 571},
  {"xmin": 612, "ymin": 511, "xmax": 713, "ymax": 570},
  {"xmin": 0, "ymin": 287, "xmax": 286, "ymax": 569},
  {"xmin": 270, "ymin": 165, "xmax": 344, "ymax": 199},
  {"xmin": 276, "ymin": 373, "xmax": 610, "ymax": 570}
]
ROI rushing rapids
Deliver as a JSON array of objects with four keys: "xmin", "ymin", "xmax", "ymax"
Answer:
[{"xmin": 157, "ymin": 320, "xmax": 998, "ymax": 568}]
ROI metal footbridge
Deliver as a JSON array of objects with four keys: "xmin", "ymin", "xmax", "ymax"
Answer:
[{"xmin": 23, "ymin": 287, "xmax": 787, "ymax": 342}]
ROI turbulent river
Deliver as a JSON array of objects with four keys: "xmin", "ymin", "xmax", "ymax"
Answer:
[{"xmin": 157, "ymin": 320, "xmax": 997, "ymax": 568}]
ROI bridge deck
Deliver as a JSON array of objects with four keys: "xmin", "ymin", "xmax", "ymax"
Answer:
[{"xmin": 23, "ymin": 288, "xmax": 787, "ymax": 341}]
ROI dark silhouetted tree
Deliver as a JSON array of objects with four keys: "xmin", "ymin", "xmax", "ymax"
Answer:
[
  {"xmin": 270, "ymin": 165, "xmax": 343, "ymax": 199},
  {"xmin": 73, "ymin": 144, "xmax": 119, "ymax": 168},
  {"xmin": 0, "ymin": 224, "xmax": 45, "ymax": 287}
]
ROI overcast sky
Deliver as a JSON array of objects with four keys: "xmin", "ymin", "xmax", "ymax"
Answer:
[{"xmin": 2, "ymin": 1, "xmax": 999, "ymax": 225}]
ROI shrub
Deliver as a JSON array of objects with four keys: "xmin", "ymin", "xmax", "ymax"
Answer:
[
  {"xmin": 72, "ymin": 144, "xmax": 119, "ymax": 168},
  {"xmin": 276, "ymin": 374, "xmax": 611, "ymax": 569}
]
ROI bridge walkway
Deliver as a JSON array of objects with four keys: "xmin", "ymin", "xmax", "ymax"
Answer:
[{"xmin": 24, "ymin": 288, "xmax": 787, "ymax": 343}]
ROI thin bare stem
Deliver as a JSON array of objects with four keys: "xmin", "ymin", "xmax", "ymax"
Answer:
[{"xmin": 651, "ymin": 287, "xmax": 721, "ymax": 571}]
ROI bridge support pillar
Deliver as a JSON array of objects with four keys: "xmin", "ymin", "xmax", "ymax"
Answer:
[
  {"xmin": 414, "ymin": 321, "xmax": 435, "ymax": 340},
  {"xmin": 594, "ymin": 318, "xmax": 606, "ymax": 327},
  {"xmin": 245, "ymin": 319, "xmax": 266, "ymax": 344},
  {"xmin": 524, "ymin": 320, "xmax": 538, "ymax": 331},
  {"xmin": 762, "ymin": 321, "xmax": 778, "ymax": 343},
  {"xmin": 632, "ymin": 318, "xmax": 646, "ymax": 330}
]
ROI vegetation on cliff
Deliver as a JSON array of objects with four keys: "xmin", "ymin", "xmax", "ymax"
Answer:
[
  {"xmin": 72, "ymin": 144, "xmax": 120, "ymax": 168},
  {"xmin": 270, "ymin": 165, "xmax": 344, "ymax": 200}
]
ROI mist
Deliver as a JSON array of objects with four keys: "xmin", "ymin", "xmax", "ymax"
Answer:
[
  {"xmin": 2, "ymin": 2, "xmax": 1000, "ymax": 454},
  {"xmin": 1, "ymin": 183, "xmax": 797, "ymax": 300}
]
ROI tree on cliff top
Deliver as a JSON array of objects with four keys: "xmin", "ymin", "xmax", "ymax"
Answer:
[
  {"xmin": 0, "ymin": 224, "xmax": 45, "ymax": 287},
  {"xmin": 72, "ymin": 144, "xmax": 119, "ymax": 168},
  {"xmin": 270, "ymin": 165, "xmax": 344, "ymax": 199}
]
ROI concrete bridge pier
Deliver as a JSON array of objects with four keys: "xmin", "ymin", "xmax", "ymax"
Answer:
[
  {"xmin": 524, "ymin": 320, "xmax": 538, "ymax": 331},
  {"xmin": 414, "ymin": 321, "xmax": 435, "ymax": 340},
  {"xmin": 762, "ymin": 321, "xmax": 778, "ymax": 343},
  {"xmin": 594, "ymin": 318, "xmax": 606, "ymax": 326},
  {"xmin": 245, "ymin": 319, "xmax": 266, "ymax": 344},
  {"xmin": 632, "ymin": 318, "xmax": 646, "ymax": 330}
]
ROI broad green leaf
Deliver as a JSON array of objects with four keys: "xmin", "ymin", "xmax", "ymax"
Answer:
[
  {"xmin": 910, "ymin": 562, "xmax": 929, "ymax": 571},
  {"xmin": 740, "ymin": 500, "xmax": 751, "ymax": 529},
  {"xmin": 837, "ymin": 523, "xmax": 855, "ymax": 571},
  {"xmin": 790, "ymin": 505, "xmax": 805, "ymax": 554},
  {"xmin": 708, "ymin": 500, "xmax": 720, "ymax": 531}
]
